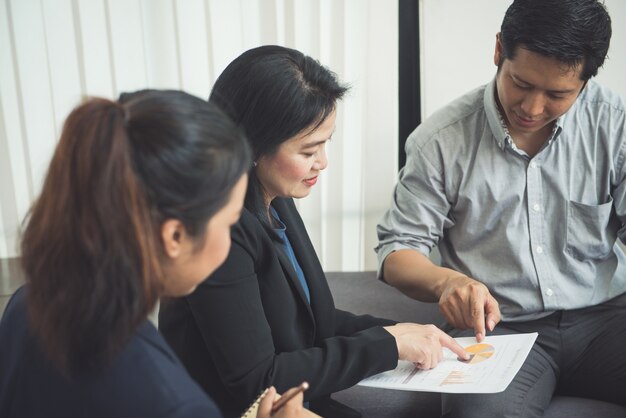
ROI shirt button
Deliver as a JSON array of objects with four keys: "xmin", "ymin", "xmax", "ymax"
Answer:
[
  {"xmin": 530, "ymin": 162, "xmax": 537, "ymax": 169},
  {"xmin": 546, "ymin": 288, "xmax": 554, "ymax": 297},
  {"xmin": 536, "ymin": 246, "xmax": 543, "ymax": 254},
  {"xmin": 533, "ymin": 203, "xmax": 541, "ymax": 212}
]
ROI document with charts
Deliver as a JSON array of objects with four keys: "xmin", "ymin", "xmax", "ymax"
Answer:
[{"xmin": 359, "ymin": 332, "xmax": 538, "ymax": 394}]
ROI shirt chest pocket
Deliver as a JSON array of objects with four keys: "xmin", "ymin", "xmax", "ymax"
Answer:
[{"xmin": 566, "ymin": 199, "xmax": 617, "ymax": 261}]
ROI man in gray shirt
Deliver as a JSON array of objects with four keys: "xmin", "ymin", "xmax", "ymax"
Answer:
[{"xmin": 377, "ymin": 0, "xmax": 626, "ymax": 416}]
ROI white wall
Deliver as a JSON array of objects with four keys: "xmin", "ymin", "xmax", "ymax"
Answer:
[
  {"xmin": 421, "ymin": 0, "xmax": 626, "ymax": 119},
  {"xmin": 0, "ymin": 0, "xmax": 398, "ymax": 271}
]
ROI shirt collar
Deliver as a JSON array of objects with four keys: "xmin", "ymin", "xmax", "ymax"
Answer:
[
  {"xmin": 483, "ymin": 77, "xmax": 564, "ymax": 153},
  {"xmin": 269, "ymin": 205, "xmax": 287, "ymax": 232}
]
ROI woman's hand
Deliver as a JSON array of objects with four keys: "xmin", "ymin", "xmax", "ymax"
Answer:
[
  {"xmin": 256, "ymin": 386, "xmax": 318, "ymax": 418},
  {"xmin": 384, "ymin": 323, "xmax": 469, "ymax": 369}
]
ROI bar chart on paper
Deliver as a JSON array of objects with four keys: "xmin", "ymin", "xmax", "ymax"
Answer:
[
  {"xmin": 358, "ymin": 333, "xmax": 537, "ymax": 394},
  {"xmin": 440, "ymin": 343, "xmax": 494, "ymax": 385}
]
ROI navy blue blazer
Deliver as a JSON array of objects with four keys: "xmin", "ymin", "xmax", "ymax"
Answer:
[
  {"xmin": 159, "ymin": 198, "xmax": 398, "ymax": 418},
  {"xmin": 0, "ymin": 286, "xmax": 222, "ymax": 418}
]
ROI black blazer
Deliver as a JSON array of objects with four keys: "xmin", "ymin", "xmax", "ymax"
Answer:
[
  {"xmin": 0, "ymin": 286, "xmax": 222, "ymax": 418},
  {"xmin": 159, "ymin": 198, "xmax": 398, "ymax": 417}
]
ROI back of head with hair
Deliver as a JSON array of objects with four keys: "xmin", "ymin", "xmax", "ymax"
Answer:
[
  {"xmin": 499, "ymin": 0, "xmax": 612, "ymax": 80},
  {"xmin": 21, "ymin": 90, "xmax": 250, "ymax": 375},
  {"xmin": 209, "ymin": 45, "xmax": 348, "ymax": 225}
]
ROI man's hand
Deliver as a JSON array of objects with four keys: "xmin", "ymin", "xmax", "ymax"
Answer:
[{"xmin": 438, "ymin": 275, "xmax": 501, "ymax": 341}]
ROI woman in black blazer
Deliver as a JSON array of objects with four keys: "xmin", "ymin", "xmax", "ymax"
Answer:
[
  {"xmin": 159, "ymin": 46, "xmax": 468, "ymax": 418},
  {"xmin": 0, "ymin": 90, "xmax": 308, "ymax": 418}
]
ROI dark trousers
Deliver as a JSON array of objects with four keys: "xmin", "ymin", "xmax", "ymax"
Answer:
[{"xmin": 442, "ymin": 295, "xmax": 626, "ymax": 418}]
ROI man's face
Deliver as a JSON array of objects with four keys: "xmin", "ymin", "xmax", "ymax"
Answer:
[{"xmin": 494, "ymin": 35, "xmax": 586, "ymax": 140}]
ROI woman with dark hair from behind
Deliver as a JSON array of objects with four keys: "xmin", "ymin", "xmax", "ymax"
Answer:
[
  {"xmin": 0, "ymin": 89, "xmax": 313, "ymax": 418},
  {"xmin": 159, "ymin": 45, "xmax": 468, "ymax": 418}
]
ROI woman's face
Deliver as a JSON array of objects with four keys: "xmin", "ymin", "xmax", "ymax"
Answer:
[
  {"xmin": 256, "ymin": 110, "xmax": 336, "ymax": 205},
  {"xmin": 162, "ymin": 174, "xmax": 247, "ymax": 296}
]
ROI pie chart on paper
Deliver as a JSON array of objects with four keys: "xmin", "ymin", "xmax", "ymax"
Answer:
[{"xmin": 464, "ymin": 343, "xmax": 495, "ymax": 364}]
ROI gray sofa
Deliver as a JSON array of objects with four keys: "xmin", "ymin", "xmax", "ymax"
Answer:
[{"xmin": 327, "ymin": 271, "xmax": 626, "ymax": 418}]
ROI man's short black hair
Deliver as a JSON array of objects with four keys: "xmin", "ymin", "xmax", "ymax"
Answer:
[{"xmin": 500, "ymin": 0, "xmax": 611, "ymax": 80}]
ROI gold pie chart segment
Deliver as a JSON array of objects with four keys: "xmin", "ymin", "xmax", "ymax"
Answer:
[{"xmin": 464, "ymin": 343, "xmax": 495, "ymax": 364}]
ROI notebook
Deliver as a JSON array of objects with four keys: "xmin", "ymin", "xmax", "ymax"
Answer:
[{"xmin": 240, "ymin": 388, "xmax": 269, "ymax": 418}]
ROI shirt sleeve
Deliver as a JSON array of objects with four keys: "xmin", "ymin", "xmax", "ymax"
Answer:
[
  {"xmin": 375, "ymin": 127, "xmax": 455, "ymax": 277},
  {"xmin": 611, "ymin": 110, "xmax": 626, "ymax": 242}
]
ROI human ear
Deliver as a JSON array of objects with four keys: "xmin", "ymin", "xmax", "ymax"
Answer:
[
  {"xmin": 161, "ymin": 219, "xmax": 187, "ymax": 259},
  {"xmin": 494, "ymin": 33, "xmax": 503, "ymax": 67}
]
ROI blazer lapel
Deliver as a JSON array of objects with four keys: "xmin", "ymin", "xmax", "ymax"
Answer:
[
  {"xmin": 271, "ymin": 238, "xmax": 315, "ymax": 320},
  {"xmin": 274, "ymin": 198, "xmax": 343, "ymax": 342}
]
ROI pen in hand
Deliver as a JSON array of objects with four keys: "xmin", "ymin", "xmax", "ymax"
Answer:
[{"xmin": 270, "ymin": 381, "xmax": 309, "ymax": 414}]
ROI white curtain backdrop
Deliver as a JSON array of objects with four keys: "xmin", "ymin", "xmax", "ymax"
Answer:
[{"xmin": 0, "ymin": 0, "xmax": 399, "ymax": 271}]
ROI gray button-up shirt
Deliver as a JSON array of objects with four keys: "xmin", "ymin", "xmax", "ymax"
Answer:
[{"xmin": 376, "ymin": 79, "xmax": 626, "ymax": 321}]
